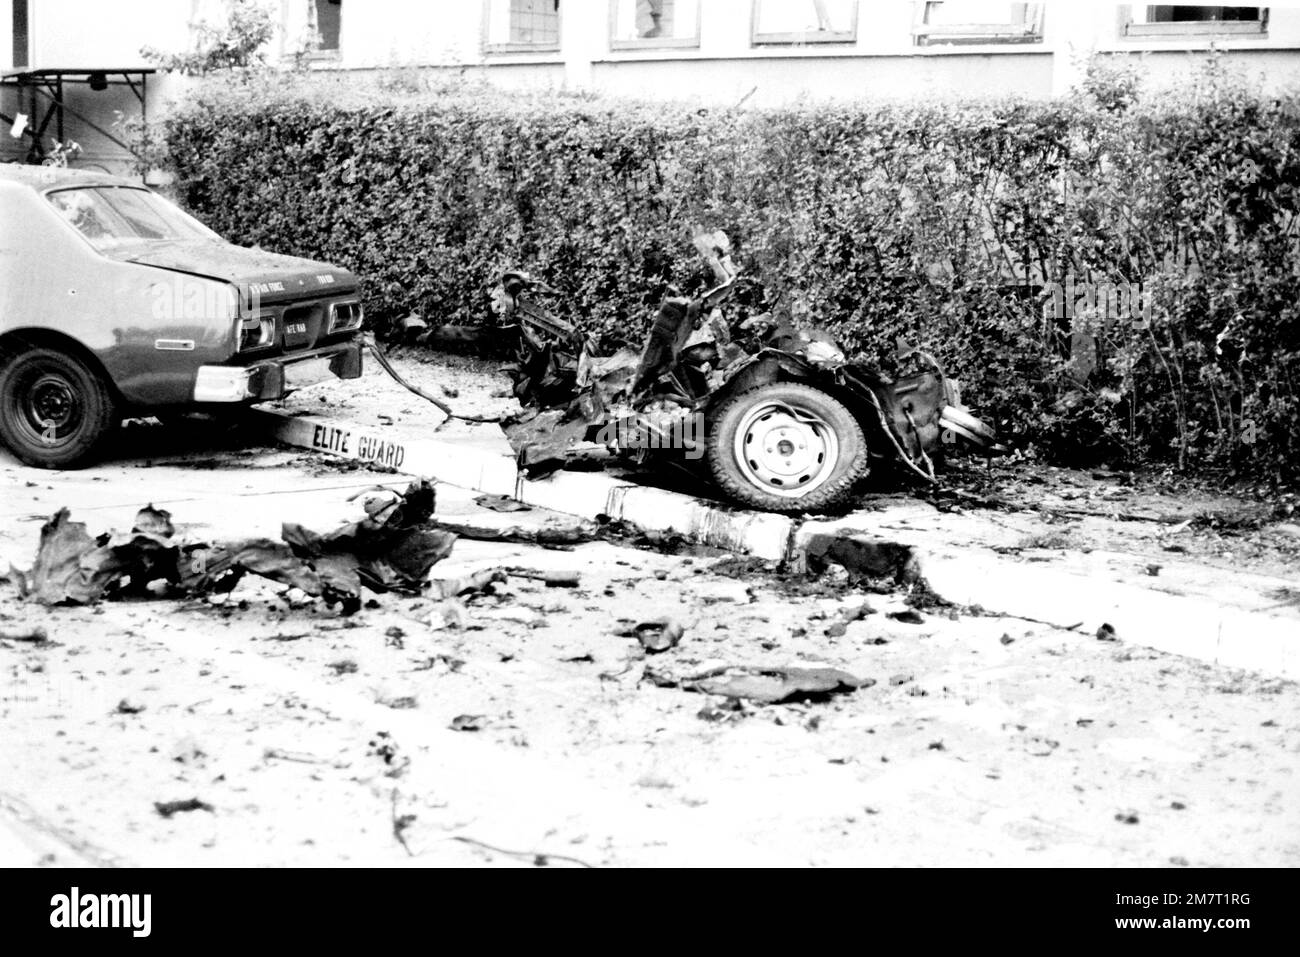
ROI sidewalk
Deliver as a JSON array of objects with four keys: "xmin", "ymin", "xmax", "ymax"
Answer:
[{"xmin": 252, "ymin": 403, "xmax": 1300, "ymax": 682}]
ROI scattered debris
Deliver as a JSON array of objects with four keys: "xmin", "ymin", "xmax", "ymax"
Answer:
[
  {"xmin": 426, "ymin": 516, "xmax": 597, "ymax": 547},
  {"xmin": 263, "ymin": 748, "xmax": 345, "ymax": 767},
  {"xmin": 0, "ymin": 626, "xmax": 49, "ymax": 643},
  {"xmin": 154, "ymin": 798, "xmax": 214, "ymax": 818},
  {"xmin": 888, "ymin": 609, "xmax": 925, "ymax": 624},
  {"xmin": 646, "ymin": 662, "xmax": 873, "ymax": 704},
  {"xmin": 504, "ymin": 567, "xmax": 581, "ymax": 588},
  {"xmin": 1096, "ymin": 623, "xmax": 1119, "ymax": 642},
  {"xmin": 475, "ymin": 494, "xmax": 530, "ymax": 513},
  {"xmin": 1115, "ymin": 810, "xmax": 1140, "ymax": 825},
  {"xmin": 449, "ymin": 714, "xmax": 487, "ymax": 732},
  {"xmin": 431, "ymin": 568, "xmax": 508, "ymax": 599},
  {"xmin": 114, "ymin": 698, "xmax": 145, "ymax": 715},
  {"xmin": 366, "ymin": 732, "xmax": 409, "ymax": 778},
  {"xmin": 800, "ymin": 534, "xmax": 920, "ymax": 584},
  {"xmin": 450, "ymin": 834, "xmax": 594, "ymax": 868},
  {"xmin": 621, "ymin": 618, "xmax": 684, "ymax": 654},
  {"xmin": 391, "ymin": 789, "xmax": 417, "ymax": 857},
  {"xmin": 327, "ymin": 659, "xmax": 359, "ymax": 676},
  {"xmin": 21, "ymin": 481, "xmax": 455, "ymax": 614}
]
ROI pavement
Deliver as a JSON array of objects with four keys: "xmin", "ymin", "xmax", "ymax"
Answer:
[
  {"xmin": 253, "ymin": 407, "xmax": 1300, "ymax": 682},
  {"xmin": 1, "ymin": 419, "xmax": 1297, "ymax": 867}
]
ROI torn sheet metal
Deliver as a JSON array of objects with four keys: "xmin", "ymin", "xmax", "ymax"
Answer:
[{"xmin": 21, "ymin": 481, "xmax": 454, "ymax": 614}]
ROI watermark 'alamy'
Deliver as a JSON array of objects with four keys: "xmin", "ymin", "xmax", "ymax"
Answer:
[
  {"xmin": 49, "ymin": 887, "xmax": 151, "ymax": 938},
  {"xmin": 151, "ymin": 274, "xmax": 254, "ymax": 321},
  {"xmin": 595, "ymin": 412, "xmax": 704, "ymax": 459},
  {"xmin": 1043, "ymin": 274, "xmax": 1152, "ymax": 330}
]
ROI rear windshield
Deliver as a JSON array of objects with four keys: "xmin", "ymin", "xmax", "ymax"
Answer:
[{"xmin": 46, "ymin": 186, "xmax": 218, "ymax": 251}]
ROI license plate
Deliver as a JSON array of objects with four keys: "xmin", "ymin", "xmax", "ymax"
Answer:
[{"xmin": 283, "ymin": 319, "xmax": 311, "ymax": 349}]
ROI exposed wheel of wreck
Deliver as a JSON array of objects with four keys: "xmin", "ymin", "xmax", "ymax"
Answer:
[
  {"xmin": 706, "ymin": 382, "xmax": 867, "ymax": 514},
  {"xmin": 0, "ymin": 346, "xmax": 117, "ymax": 469}
]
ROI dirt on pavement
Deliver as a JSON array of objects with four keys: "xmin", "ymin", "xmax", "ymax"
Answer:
[
  {"xmin": 0, "ymin": 351, "xmax": 1296, "ymax": 867},
  {"xmin": 1, "ymin": 463, "xmax": 1296, "ymax": 866}
]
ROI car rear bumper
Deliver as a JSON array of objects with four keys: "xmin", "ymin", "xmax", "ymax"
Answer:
[{"xmin": 192, "ymin": 340, "xmax": 363, "ymax": 403}]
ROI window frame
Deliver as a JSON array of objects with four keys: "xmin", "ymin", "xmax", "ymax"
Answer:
[
  {"xmin": 912, "ymin": 2, "xmax": 1045, "ymax": 47},
  {"xmin": 308, "ymin": 0, "xmax": 342, "ymax": 58},
  {"xmin": 12, "ymin": 0, "xmax": 30, "ymax": 69},
  {"xmin": 608, "ymin": 0, "xmax": 701, "ymax": 51},
  {"xmin": 1119, "ymin": 5, "xmax": 1268, "ymax": 39},
  {"xmin": 282, "ymin": 0, "xmax": 342, "ymax": 63},
  {"xmin": 749, "ymin": 0, "xmax": 859, "ymax": 47},
  {"xmin": 483, "ymin": 0, "xmax": 563, "ymax": 55}
]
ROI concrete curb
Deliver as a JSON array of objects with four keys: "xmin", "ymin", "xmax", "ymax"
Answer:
[
  {"xmin": 254, "ymin": 408, "xmax": 1298, "ymax": 681},
  {"xmin": 252, "ymin": 410, "xmax": 795, "ymax": 559}
]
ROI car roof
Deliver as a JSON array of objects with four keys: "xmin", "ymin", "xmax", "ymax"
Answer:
[{"xmin": 0, "ymin": 163, "xmax": 138, "ymax": 192}]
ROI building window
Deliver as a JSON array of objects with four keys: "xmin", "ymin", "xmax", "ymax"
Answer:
[
  {"xmin": 311, "ymin": 0, "xmax": 341, "ymax": 53},
  {"xmin": 486, "ymin": 0, "xmax": 562, "ymax": 52},
  {"xmin": 610, "ymin": 0, "xmax": 700, "ymax": 49},
  {"xmin": 751, "ymin": 0, "xmax": 858, "ymax": 46},
  {"xmin": 283, "ymin": 0, "xmax": 341, "ymax": 59},
  {"xmin": 1121, "ymin": 5, "xmax": 1267, "ymax": 37},
  {"xmin": 912, "ymin": 2, "xmax": 1045, "ymax": 46},
  {"xmin": 12, "ymin": 0, "xmax": 29, "ymax": 68}
]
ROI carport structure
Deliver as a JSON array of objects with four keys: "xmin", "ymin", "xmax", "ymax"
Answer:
[{"xmin": 0, "ymin": 66, "xmax": 153, "ymax": 166}]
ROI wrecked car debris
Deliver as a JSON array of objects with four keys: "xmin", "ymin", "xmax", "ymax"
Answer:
[
  {"xmin": 432, "ymin": 568, "xmax": 508, "ymax": 600},
  {"xmin": 154, "ymin": 798, "xmax": 214, "ymax": 818},
  {"xmin": 20, "ymin": 481, "xmax": 455, "ymax": 613},
  {"xmin": 619, "ymin": 617, "xmax": 685, "ymax": 654},
  {"xmin": 645, "ymin": 663, "xmax": 873, "ymax": 704},
  {"xmin": 494, "ymin": 230, "xmax": 1000, "ymax": 513},
  {"xmin": 0, "ymin": 625, "xmax": 49, "ymax": 643},
  {"xmin": 425, "ymin": 515, "xmax": 598, "ymax": 547},
  {"xmin": 475, "ymin": 493, "xmax": 531, "ymax": 513},
  {"xmin": 505, "ymin": 567, "xmax": 581, "ymax": 588}
]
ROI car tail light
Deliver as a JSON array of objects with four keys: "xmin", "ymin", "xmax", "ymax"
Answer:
[
  {"xmin": 239, "ymin": 314, "xmax": 275, "ymax": 351},
  {"xmin": 328, "ymin": 301, "xmax": 363, "ymax": 334}
]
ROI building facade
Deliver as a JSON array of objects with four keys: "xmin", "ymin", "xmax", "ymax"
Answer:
[{"xmin": 4, "ymin": 1, "xmax": 1300, "ymax": 172}]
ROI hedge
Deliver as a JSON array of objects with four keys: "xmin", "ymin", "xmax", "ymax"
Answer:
[{"xmin": 156, "ymin": 61, "xmax": 1300, "ymax": 483}]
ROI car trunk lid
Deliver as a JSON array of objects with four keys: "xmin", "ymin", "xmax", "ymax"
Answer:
[{"xmin": 108, "ymin": 240, "xmax": 359, "ymax": 307}]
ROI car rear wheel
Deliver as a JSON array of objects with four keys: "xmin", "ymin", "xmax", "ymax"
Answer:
[
  {"xmin": 0, "ymin": 347, "xmax": 117, "ymax": 469},
  {"xmin": 706, "ymin": 382, "xmax": 868, "ymax": 514}
]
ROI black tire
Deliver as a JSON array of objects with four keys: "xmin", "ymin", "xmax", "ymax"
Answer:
[
  {"xmin": 0, "ymin": 346, "xmax": 117, "ymax": 469},
  {"xmin": 706, "ymin": 382, "xmax": 868, "ymax": 514}
]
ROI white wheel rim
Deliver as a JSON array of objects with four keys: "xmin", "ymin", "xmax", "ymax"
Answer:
[{"xmin": 733, "ymin": 401, "xmax": 839, "ymax": 498}]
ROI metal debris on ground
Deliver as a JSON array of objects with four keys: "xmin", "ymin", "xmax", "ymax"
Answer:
[
  {"xmin": 153, "ymin": 798, "xmax": 214, "ymax": 818},
  {"xmin": 474, "ymin": 493, "xmax": 531, "ymax": 513},
  {"xmin": 449, "ymin": 714, "xmax": 486, "ymax": 732},
  {"xmin": 645, "ymin": 662, "xmax": 873, "ymax": 704},
  {"xmin": 17, "ymin": 481, "xmax": 455, "ymax": 614},
  {"xmin": 425, "ymin": 515, "xmax": 598, "ymax": 547},
  {"xmin": 621, "ymin": 617, "xmax": 684, "ymax": 653}
]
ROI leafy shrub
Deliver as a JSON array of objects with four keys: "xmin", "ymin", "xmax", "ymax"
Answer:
[{"xmin": 157, "ymin": 64, "xmax": 1300, "ymax": 484}]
